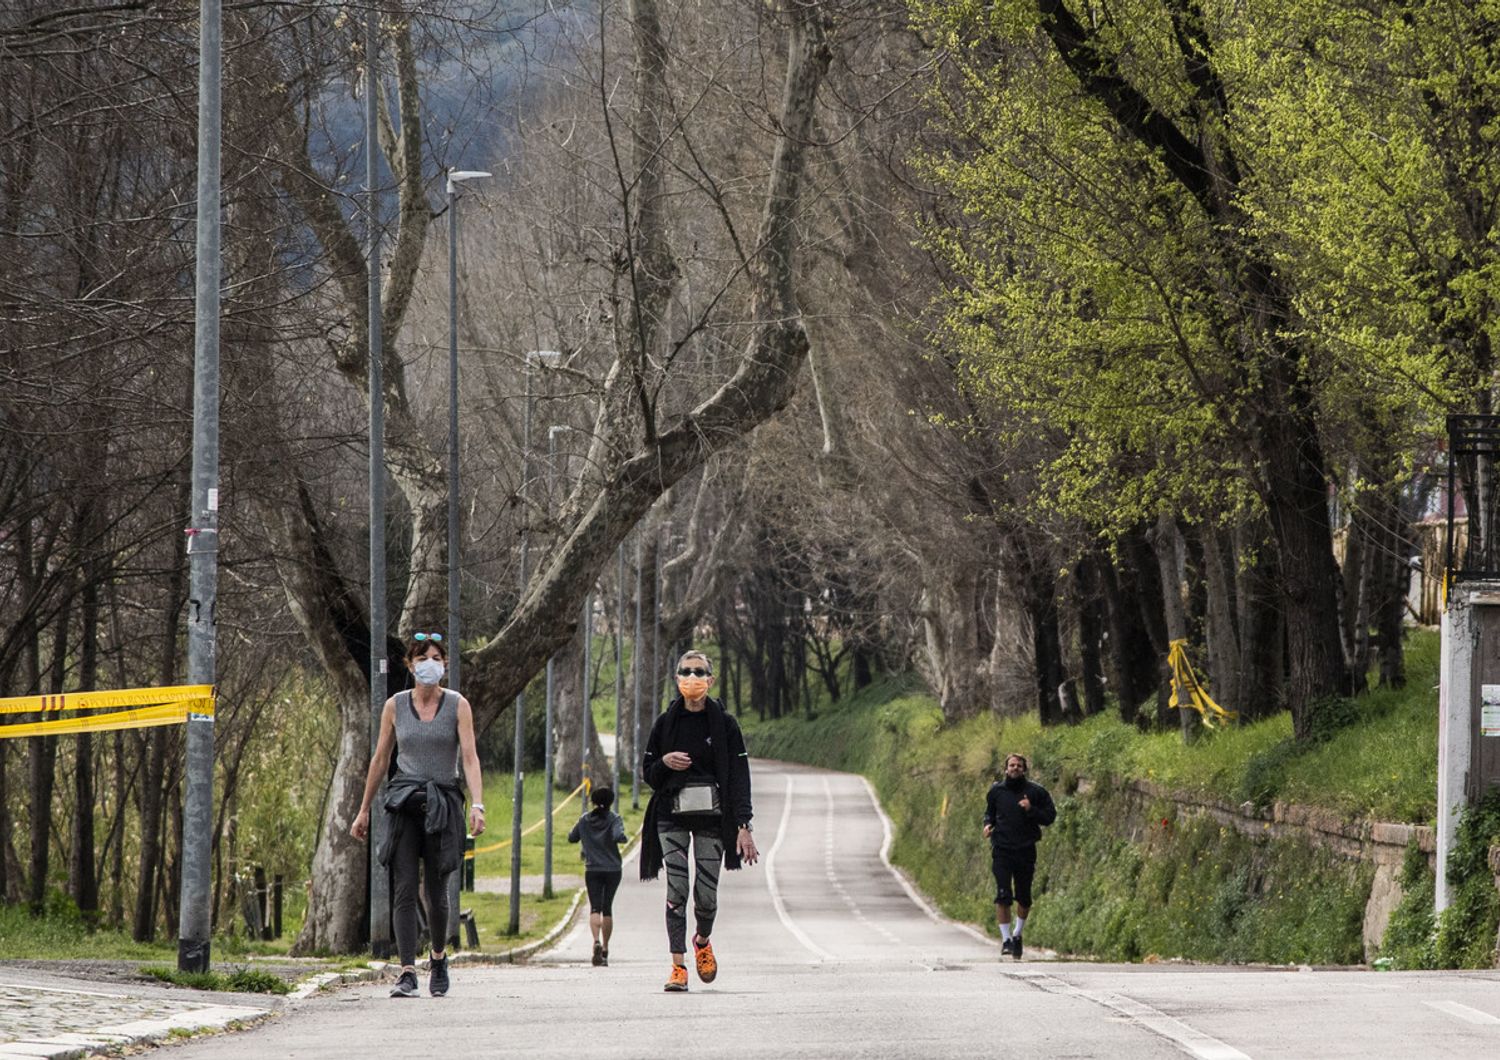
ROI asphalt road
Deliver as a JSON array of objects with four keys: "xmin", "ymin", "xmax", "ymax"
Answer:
[{"xmin": 160, "ymin": 759, "xmax": 1500, "ymax": 1059}]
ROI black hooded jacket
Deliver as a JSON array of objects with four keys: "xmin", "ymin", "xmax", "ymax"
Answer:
[
  {"xmin": 983, "ymin": 777, "xmax": 1057, "ymax": 853},
  {"xmin": 638, "ymin": 696, "xmax": 752, "ymax": 880}
]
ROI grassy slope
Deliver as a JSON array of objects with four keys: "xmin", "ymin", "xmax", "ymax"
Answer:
[{"xmin": 739, "ymin": 630, "xmax": 1446, "ymax": 964}]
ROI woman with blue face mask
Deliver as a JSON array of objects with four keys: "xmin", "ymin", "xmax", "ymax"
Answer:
[{"xmin": 351, "ymin": 633, "xmax": 485, "ymax": 998}]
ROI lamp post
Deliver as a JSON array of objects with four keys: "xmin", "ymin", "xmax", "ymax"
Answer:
[
  {"xmin": 542, "ymin": 423, "xmax": 564, "ymax": 899},
  {"xmin": 178, "ymin": 0, "xmax": 221, "ymax": 974},
  {"xmin": 631, "ymin": 534, "xmax": 643, "ymax": 809},
  {"xmin": 614, "ymin": 543, "xmax": 625, "ymax": 790},
  {"xmin": 444, "ymin": 168, "xmax": 491, "ymax": 695},
  {"xmin": 581, "ymin": 590, "xmax": 592, "ymax": 784},
  {"xmin": 508, "ymin": 348, "xmax": 560, "ymax": 935}
]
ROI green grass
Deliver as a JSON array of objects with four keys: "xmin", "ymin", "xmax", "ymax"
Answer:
[
  {"xmin": 0, "ymin": 899, "xmax": 179, "ymax": 961},
  {"xmin": 745, "ymin": 629, "xmax": 1442, "ymax": 825},
  {"xmin": 140, "ymin": 964, "xmax": 292, "ymax": 994},
  {"xmin": 739, "ymin": 629, "xmax": 1455, "ymax": 965},
  {"xmin": 471, "ymin": 771, "xmax": 647, "ymax": 883}
]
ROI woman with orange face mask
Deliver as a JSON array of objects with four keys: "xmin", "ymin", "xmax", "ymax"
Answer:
[{"xmin": 639, "ymin": 650, "xmax": 757, "ymax": 992}]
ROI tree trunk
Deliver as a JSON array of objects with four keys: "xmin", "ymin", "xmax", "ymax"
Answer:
[
  {"xmin": 69, "ymin": 573, "xmax": 100, "ymax": 922},
  {"xmin": 1232, "ymin": 518, "xmax": 1283, "ymax": 721},
  {"xmin": 1199, "ymin": 523, "xmax": 1241, "ymax": 712},
  {"xmin": 134, "ymin": 474, "xmax": 188, "ymax": 942},
  {"xmin": 268, "ymin": 477, "xmax": 381, "ymax": 956},
  {"xmin": 29, "ymin": 598, "xmax": 70, "ymax": 913},
  {"xmin": 1150, "ymin": 513, "xmax": 1195, "ymax": 738},
  {"xmin": 1073, "ymin": 554, "xmax": 1108, "ymax": 717},
  {"xmin": 463, "ymin": 1, "xmax": 832, "ymax": 733}
]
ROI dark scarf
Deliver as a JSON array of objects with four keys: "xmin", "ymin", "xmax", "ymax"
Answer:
[{"xmin": 639, "ymin": 696, "xmax": 742, "ymax": 880}]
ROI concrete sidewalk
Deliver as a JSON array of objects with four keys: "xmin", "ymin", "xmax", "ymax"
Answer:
[{"xmin": 0, "ymin": 966, "xmax": 276, "ymax": 1059}]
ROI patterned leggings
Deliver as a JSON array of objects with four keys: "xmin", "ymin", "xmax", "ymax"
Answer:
[{"xmin": 659, "ymin": 821, "xmax": 723, "ymax": 953}]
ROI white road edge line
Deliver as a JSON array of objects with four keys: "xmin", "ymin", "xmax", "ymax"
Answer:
[
  {"xmin": 764, "ymin": 774, "xmax": 835, "ymax": 961},
  {"xmin": 1425, "ymin": 999, "xmax": 1500, "ymax": 1025},
  {"xmin": 1008, "ymin": 970, "xmax": 1251, "ymax": 1060},
  {"xmin": 858, "ymin": 775, "xmax": 997, "ymax": 948}
]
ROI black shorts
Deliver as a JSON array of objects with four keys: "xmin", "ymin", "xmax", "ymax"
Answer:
[
  {"xmin": 991, "ymin": 848, "xmax": 1036, "ymax": 907},
  {"xmin": 585, "ymin": 869, "xmax": 622, "ymax": 916}
]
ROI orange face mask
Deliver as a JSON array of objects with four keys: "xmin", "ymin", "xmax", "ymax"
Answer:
[{"xmin": 677, "ymin": 676, "xmax": 710, "ymax": 700}]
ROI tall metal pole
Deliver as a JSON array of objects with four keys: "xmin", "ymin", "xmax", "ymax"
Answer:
[
  {"xmin": 509, "ymin": 364, "xmax": 533, "ymax": 934},
  {"xmin": 365, "ymin": 8, "xmax": 391, "ymax": 959},
  {"xmin": 542, "ymin": 427, "xmax": 560, "ymax": 899},
  {"xmin": 614, "ymin": 544, "xmax": 624, "ymax": 790},
  {"xmin": 652, "ymin": 532, "xmax": 663, "ymax": 713},
  {"xmin": 446, "ymin": 181, "xmax": 461, "ymax": 695},
  {"xmin": 177, "ymin": 0, "xmax": 221, "ymax": 974},
  {"xmin": 581, "ymin": 591, "xmax": 592, "ymax": 782},
  {"xmin": 631, "ymin": 536, "xmax": 643, "ymax": 809}
]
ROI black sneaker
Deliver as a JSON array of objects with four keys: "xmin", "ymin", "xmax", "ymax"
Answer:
[
  {"xmin": 429, "ymin": 955, "xmax": 450, "ymax": 997},
  {"xmin": 1000, "ymin": 937, "xmax": 1014, "ymax": 957},
  {"xmin": 592, "ymin": 941, "xmax": 605, "ymax": 967},
  {"xmin": 1012, "ymin": 934, "xmax": 1024, "ymax": 960},
  {"xmin": 600, "ymin": 948, "xmax": 609, "ymax": 967},
  {"xmin": 390, "ymin": 970, "xmax": 419, "ymax": 998}
]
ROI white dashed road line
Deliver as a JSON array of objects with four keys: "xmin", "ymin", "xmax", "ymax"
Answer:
[
  {"xmin": 764, "ymin": 774, "xmax": 835, "ymax": 961},
  {"xmin": 1004, "ymin": 969, "xmax": 1251, "ymax": 1060},
  {"xmin": 1424, "ymin": 999, "xmax": 1500, "ymax": 1026}
]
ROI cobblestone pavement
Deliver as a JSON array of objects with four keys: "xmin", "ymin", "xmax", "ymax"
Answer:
[{"xmin": 0, "ymin": 966, "xmax": 276, "ymax": 1059}]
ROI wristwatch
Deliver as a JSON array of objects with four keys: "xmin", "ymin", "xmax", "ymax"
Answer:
[
  {"xmin": 738, "ymin": 822, "xmax": 753, "ymax": 832},
  {"xmin": 472, "ymin": 803, "xmax": 486, "ymax": 812}
]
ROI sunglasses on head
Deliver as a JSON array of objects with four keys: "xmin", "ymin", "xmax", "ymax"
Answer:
[
  {"xmin": 677, "ymin": 667, "xmax": 711, "ymax": 678},
  {"xmin": 413, "ymin": 632, "xmax": 444, "ymax": 642}
]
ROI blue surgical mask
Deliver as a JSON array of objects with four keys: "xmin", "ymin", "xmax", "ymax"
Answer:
[{"xmin": 413, "ymin": 659, "xmax": 445, "ymax": 686}]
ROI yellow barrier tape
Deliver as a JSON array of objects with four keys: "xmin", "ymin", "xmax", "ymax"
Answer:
[
  {"xmin": 0, "ymin": 685, "xmax": 215, "ymax": 716},
  {"xmin": 1167, "ymin": 639, "xmax": 1237, "ymax": 729},
  {"xmin": 0, "ymin": 699, "xmax": 214, "ymax": 740},
  {"xmin": 466, "ymin": 782, "xmax": 587, "ymax": 859}
]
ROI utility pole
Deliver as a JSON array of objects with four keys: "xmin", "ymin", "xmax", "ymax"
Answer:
[
  {"xmin": 177, "ymin": 0, "xmax": 221, "ymax": 974},
  {"xmin": 365, "ymin": 8, "xmax": 391, "ymax": 959},
  {"xmin": 631, "ymin": 535, "xmax": 643, "ymax": 810},
  {"xmin": 581, "ymin": 591, "xmax": 592, "ymax": 784},
  {"xmin": 614, "ymin": 544, "xmax": 624, "ymax": 790}
]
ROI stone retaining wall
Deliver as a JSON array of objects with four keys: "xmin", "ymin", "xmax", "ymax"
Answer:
[{"xmin": 1074, "ymin": 776, "xmax": 1435, "ymax": 959}]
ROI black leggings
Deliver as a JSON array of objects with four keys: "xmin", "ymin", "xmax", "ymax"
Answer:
[
  {"xmin": 585, "ymin": 870, "xmax": 622, "ymax": 916},
  {"xmin": 391, "ymin": 820, "xmax": 449, "ymax": 967},
  {"xmin": 660, "ymin": 822, "xmax": 723, "ymax": 953}
]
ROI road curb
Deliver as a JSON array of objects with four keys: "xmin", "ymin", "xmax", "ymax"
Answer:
[{"xmin": 0, "ymin": 1002, "xmax": 273, "ymax": 1060}]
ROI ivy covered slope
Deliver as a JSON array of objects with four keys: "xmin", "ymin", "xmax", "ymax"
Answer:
[{"xmin": 744, "ymin": 631, "xmax": 1500, "ymax": 966}]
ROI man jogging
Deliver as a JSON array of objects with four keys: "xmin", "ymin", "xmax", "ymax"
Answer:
[{"xmin": 982, "ymin": 753, "xmax": 1056, "ymax": 959}]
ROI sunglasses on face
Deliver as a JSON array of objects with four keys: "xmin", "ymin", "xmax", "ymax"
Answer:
[
  {"xmin": 677, "ymin": 668, "xmax": 712, "ymax": 678},
  {"xmin": 413, "ymin": 632, "xmax": 444, "ymax": 642}
]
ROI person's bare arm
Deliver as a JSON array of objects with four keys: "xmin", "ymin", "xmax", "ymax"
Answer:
[
  {"xmin": 457, "ymin": 697, "xmax": 485, "ymax": 836},
  {"xmin": 350, "ymin": 700, "xmax": 397, "ymax": 840}
]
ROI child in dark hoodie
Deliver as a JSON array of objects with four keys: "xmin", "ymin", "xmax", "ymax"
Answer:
[{"xmin": 569, "ymin": 786, "xmax": 628, "ymax": 966}]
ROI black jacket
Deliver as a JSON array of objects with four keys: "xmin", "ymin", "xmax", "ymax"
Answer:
[
  {"xmin": 639, "ymin": 696, "xmax": 752, "ymax": 880},
  {"xmin": 376, "ymin": 772, "xmax": 466, "ymax": 874},
  {"xmin": 983, "ymin": 778, "xmax": 1057, "ymax": 852}
]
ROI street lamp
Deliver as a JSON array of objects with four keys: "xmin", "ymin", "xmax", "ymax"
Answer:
[
  {"xmin": 443, "ymin": 169, "xmax": 489, "ymax": 949},
  {"xmin": 508, "ymin": 347, "xmax": 561, "ymax": 935},
  {"xmin": 444, "ymin": 168, "xmax": 490, "ymax": 695},
  {"xmin": 542, "ymin": 422, "xmax": 565, "ymax": 899}
]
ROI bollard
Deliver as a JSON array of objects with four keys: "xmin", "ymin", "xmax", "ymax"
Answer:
[
  {"xmin": 253, "ymin": 866, "xmax": 271, "ymax": 941},
  {"xmin": 460, "ymin": 908, "xmax": 479, "ymax": 949},
  {"xmin": 462, "ymin": 834, "xmax": 475, "ymax": 891}
]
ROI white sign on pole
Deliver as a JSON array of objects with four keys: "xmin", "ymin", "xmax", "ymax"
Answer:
[{"xmin": 1482, "ymin": 684, "xmax": 1500, "ymax": 736}]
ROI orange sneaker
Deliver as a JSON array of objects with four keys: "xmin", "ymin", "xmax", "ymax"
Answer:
[
  {"xmin": 693, "ymin": 937, "xmax": 718, "ymax": 983},
  {"xmin": 664, "ymin": 964, "xmax": 689, "ymax": 992}
]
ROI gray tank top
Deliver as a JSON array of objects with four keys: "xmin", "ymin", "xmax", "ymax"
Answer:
[{"xmin": 394, "ymin": 689, "xmax": 459, "ymax": 782}]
